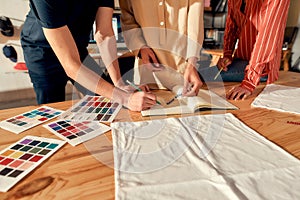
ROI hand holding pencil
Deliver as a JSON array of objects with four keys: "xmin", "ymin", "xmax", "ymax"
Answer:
[
  {"xmin": 215, "ymin": 57, "xmax": 232, "ymax": 80},
  {"xmin": 126, "ymin": 80, "xmax": 161, "ymax": 105}
]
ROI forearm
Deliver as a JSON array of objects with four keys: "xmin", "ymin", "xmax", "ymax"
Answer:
[
  {"xmin": 222, "ymin": 0, "xmax": 238, "ymax": 59},
  {"xmin": 243, "ymin": 0, "xmax": 290, "ymax": 91},
  {"xmin": 43, "ymin": 26, "xmax": 129, "ymax": 105},
  {"xmin": 96, "ymin": 34, "xmax": 123, "ymax": 86},
  {"xmin": 76, "ymin": 65, "xmax": 130, "ymax": 105},
  {"xmin": 248, "ymin": 0, "xmax": 289, "ymax": 66},
  {"xmin": 187, "ymin": 0, "xmax": 204, "ymax": 59},
  {"xmin": 95, "ymin": 7, "xmax": 123, "ymax": 86}
]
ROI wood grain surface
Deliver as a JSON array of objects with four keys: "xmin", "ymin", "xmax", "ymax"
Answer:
[{"xmin": 0, "ymin": 71, "xmax": 299, "ymax": 199}]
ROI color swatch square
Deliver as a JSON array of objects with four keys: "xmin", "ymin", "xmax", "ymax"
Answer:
[
  {"xmin": 0, "ymin": 106, "xmax": 63, "ymax": 134},
  {"xmin": 44, "ymin": 119, "xmax": 111, "ymax": 146},
  {"xmin": 59, "ymin": 95, "xmax": 122, "ymax": 122},
  {"xmin": 0, "ymin": 136, "xmax": 65, "ymax": 192}
]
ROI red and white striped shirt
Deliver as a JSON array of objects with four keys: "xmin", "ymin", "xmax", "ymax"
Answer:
[{"xmin": 223, "ymin": 0, "xmax": 290, "ymax": 92}]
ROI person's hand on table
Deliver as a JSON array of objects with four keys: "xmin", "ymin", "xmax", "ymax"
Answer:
[
  {"xmin": 226, "ymin": 85, "xmax": 252, "ymax": 100},
  {"xmin": 182, "ymin": 61, "xmax": 203, "ymax": 96},
  {"xmin": 139, "ymin": 46, "xmax": 164, "ymax": 71},
  {"xmin": 127, "ymin": 90, "xmax": 157, "ymax": 111},
  {"xmin": 116, "ymin": 80, "xmax": 156, "ymax": 111},
  {"xmin": 217, "ymin": 57, "xmax": 232, "ymax": 71}
]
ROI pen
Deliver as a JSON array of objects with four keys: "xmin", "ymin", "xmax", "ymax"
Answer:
[
  {"xmin": 214, "ymin": 67, "xmax": 223, "ymax": 80},
  {"xmin": 166, "ymin": 93, "xmax": 182, "ymax": 105},
  {"xmin": 126, "ymin": 80, "xmax": 161, "ymax": 105}
]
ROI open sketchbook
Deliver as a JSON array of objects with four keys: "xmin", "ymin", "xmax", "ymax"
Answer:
[{"xmin": 141, "ymin": 89, "xmax": 238, "ymax": 116}]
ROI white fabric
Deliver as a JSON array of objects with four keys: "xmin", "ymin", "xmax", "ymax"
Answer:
[
  {"xmin": 252, "ymin": 84, "xmax": 300, "ymax": 115},
  {"xmin": 111, "ymin": 113, "xmax": 300, "ymax": 200}
]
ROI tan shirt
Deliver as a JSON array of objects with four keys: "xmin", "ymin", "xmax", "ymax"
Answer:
[{"xmin": 120, "ymin": 0, "xmax": 204, "ymax": 78}]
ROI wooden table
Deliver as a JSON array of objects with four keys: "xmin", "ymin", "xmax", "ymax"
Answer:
[
  {"xmin": 202, "ymin": 49, "xmax": 223, "ymax": 67},
  {"xmin": 0, "ymin": 71, "xmax": 300, "ymax": 199}
]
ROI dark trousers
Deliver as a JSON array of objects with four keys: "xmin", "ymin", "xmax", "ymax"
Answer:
[
  {"xmin": 23, "ymin": 46, "xmax": 135, "ymax": 104},
  {"xmin": 198, "ymin": 58, "xmax": 267, "ymax": 82}
]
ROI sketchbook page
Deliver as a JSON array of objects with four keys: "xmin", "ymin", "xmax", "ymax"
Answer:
[
  {"xmin": 173, "ymin": 86, "xmax": 238, "ymax": 111},
  {"xmin": 112, "ymin": 113, "xmax": 300, "ymax": 200},
  {"xmin": 141, "ymin": 99, "xmax": 193, "ymax": 116},
  {"xmin": 186, "ymin": 90, "xmax": 216, "ymax": 111},
  {"xmin": 141, "ymin": 89, "xmax": 237, "ymax": 116},
  {"xmin": 251, "ymin": 84, "xmax": 300, "ymax": 115},
  {"xmin": 190, "ymin": 89, "xmax": 238, "ymax": 111}
]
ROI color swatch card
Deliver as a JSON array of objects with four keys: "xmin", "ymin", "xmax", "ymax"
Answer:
[
  {"xmin": 0, "ymin": 136, "xmax": 66, "ymax": 192},
  {"xmin": 60, "ymin": 95, "xmax": 122, "ymax": 122},
  {"xmin": 44, "ymin": 120, "xmax": 111, "ymax": 146},
  {"xmin": 0, "ymin": 106, "xmax": 63, "ymax": 134}
]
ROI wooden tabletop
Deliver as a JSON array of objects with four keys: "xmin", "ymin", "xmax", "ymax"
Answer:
[{"xmin": 0, "ymin": 71, "xmax": 300, "ymax": 199}]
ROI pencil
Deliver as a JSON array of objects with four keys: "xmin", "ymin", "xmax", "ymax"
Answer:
[
  {"xmin": 166, "ymin": 93, "xmax": 182, "ymax": 105},
  {"xmin": 214, "ymin": 67, "xmax": 223, "ymax": 80},
  {"xmin": 126, "ymin": 80, "xmax": 161, "ymax": 105}
]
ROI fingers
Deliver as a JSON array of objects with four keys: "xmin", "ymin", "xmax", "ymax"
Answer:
[
  {"xmin": 217, "ymin": 58, "xmax": 231, "ymax": 71},
  {"xmin": 143, "ymin": 94, "xmax": 157, "ymax": 107},
  {"xmin": 140, "ymin": 47, "xmax": 162, "ymax": 71},
  {"xmin": 143, "ymin": 91, "xmax": 157, "ymax": 102},
  {"xmin": 223, "ymin": 61, "xmax": 231, "ymax": 71},
  {"xmin": 226, "ymin": 88, "xmax": 240, "ymax": 100},
  {"xmin": 149, "ymin": 53, "xmax": 160, "ymax": 68},
  {"xmin": 128, "ymin": 91, "xmax": 157, "ymax": 111},
  {"xmin": 139, "ymin": 84, "xmax": 150, "ymax": 92},
  {"xmin": 144, "ymin": 63, "xmax": 164, "ymax": 71},
  {"xmin": 184, "ymin": 81, "xmax": 202, "ymax": 97},
  {"xmin": 226, "ymin": 86, "xmax": 251, "ymax": 100},
  {"xmin": 184, "ymin": 87, "xmax": 197, "ymax": 97},
  {"xmin": 151, "ymin": 63, "xmax": 164, "ymax": 71},
  {"xmin": 183, "ymin": 67, "xmax": 203, "ymax": 96},
  {"xmin": 182, "ymin": 79, "xmax": 189, "ymax": 95}
]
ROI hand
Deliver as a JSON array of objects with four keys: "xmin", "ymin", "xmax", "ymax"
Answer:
[
  {"xmin": 226, "ymin": 85, "xmax": 252, "ymax": 100},
  {"xmin": 139, "ymin": 46, "xmax": 164, "ymax": 71},
  {"xmin": 127, "ymin": 91, "xmax": 157, "ymax": 111},
  {"xmin": 182, "ymin": 62, "xmax": 203, "ymax": 96},
  {"xmin": 217, "ymin": 57, "xmax": 232, "ymax": 71}
]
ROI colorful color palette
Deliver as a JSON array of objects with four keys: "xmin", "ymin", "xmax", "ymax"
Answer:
[
  {"xmin": 0, "ymin": 106, "xmax": 63, "ymax": 134},
  {"xmin": 60, "ymin": 95, "xmax": 122, "ymax": 122},
  {"xmin": 44, "ymin": 119, "xmax": 111, "ymax": 146},
  {"xmin": 0, "ymin": 136, "xmax": 65, "ymax": 192}
]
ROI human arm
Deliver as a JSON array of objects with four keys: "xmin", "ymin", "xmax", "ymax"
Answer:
[
  {"xmin": 27, "ymin": 0, "xmax": 157, "ymax": 111},
  {"xmin": 43, "ymin": 26, "xmax": 156, "ymax": 111},
  {"xmin": 183, "ymin": 0, "xmax": 205, "ymax": 96},
  {"xmin": 228, "ymin": 0, "xmax": 290, "ymax": 100},
  {"xmin": 183, "ymin": 57, "xmax": 203, "ymax": 96},
  {"xmin": 240, "ymin": 0, "xmax": 290, "ymax": 93},
  {"xmin": 94, "ymin": 7, "xmax": 124, "ymax": 88},
  {"xmin": 217, "ymin": 0, "xmax": 238, "ymax": 71}
]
